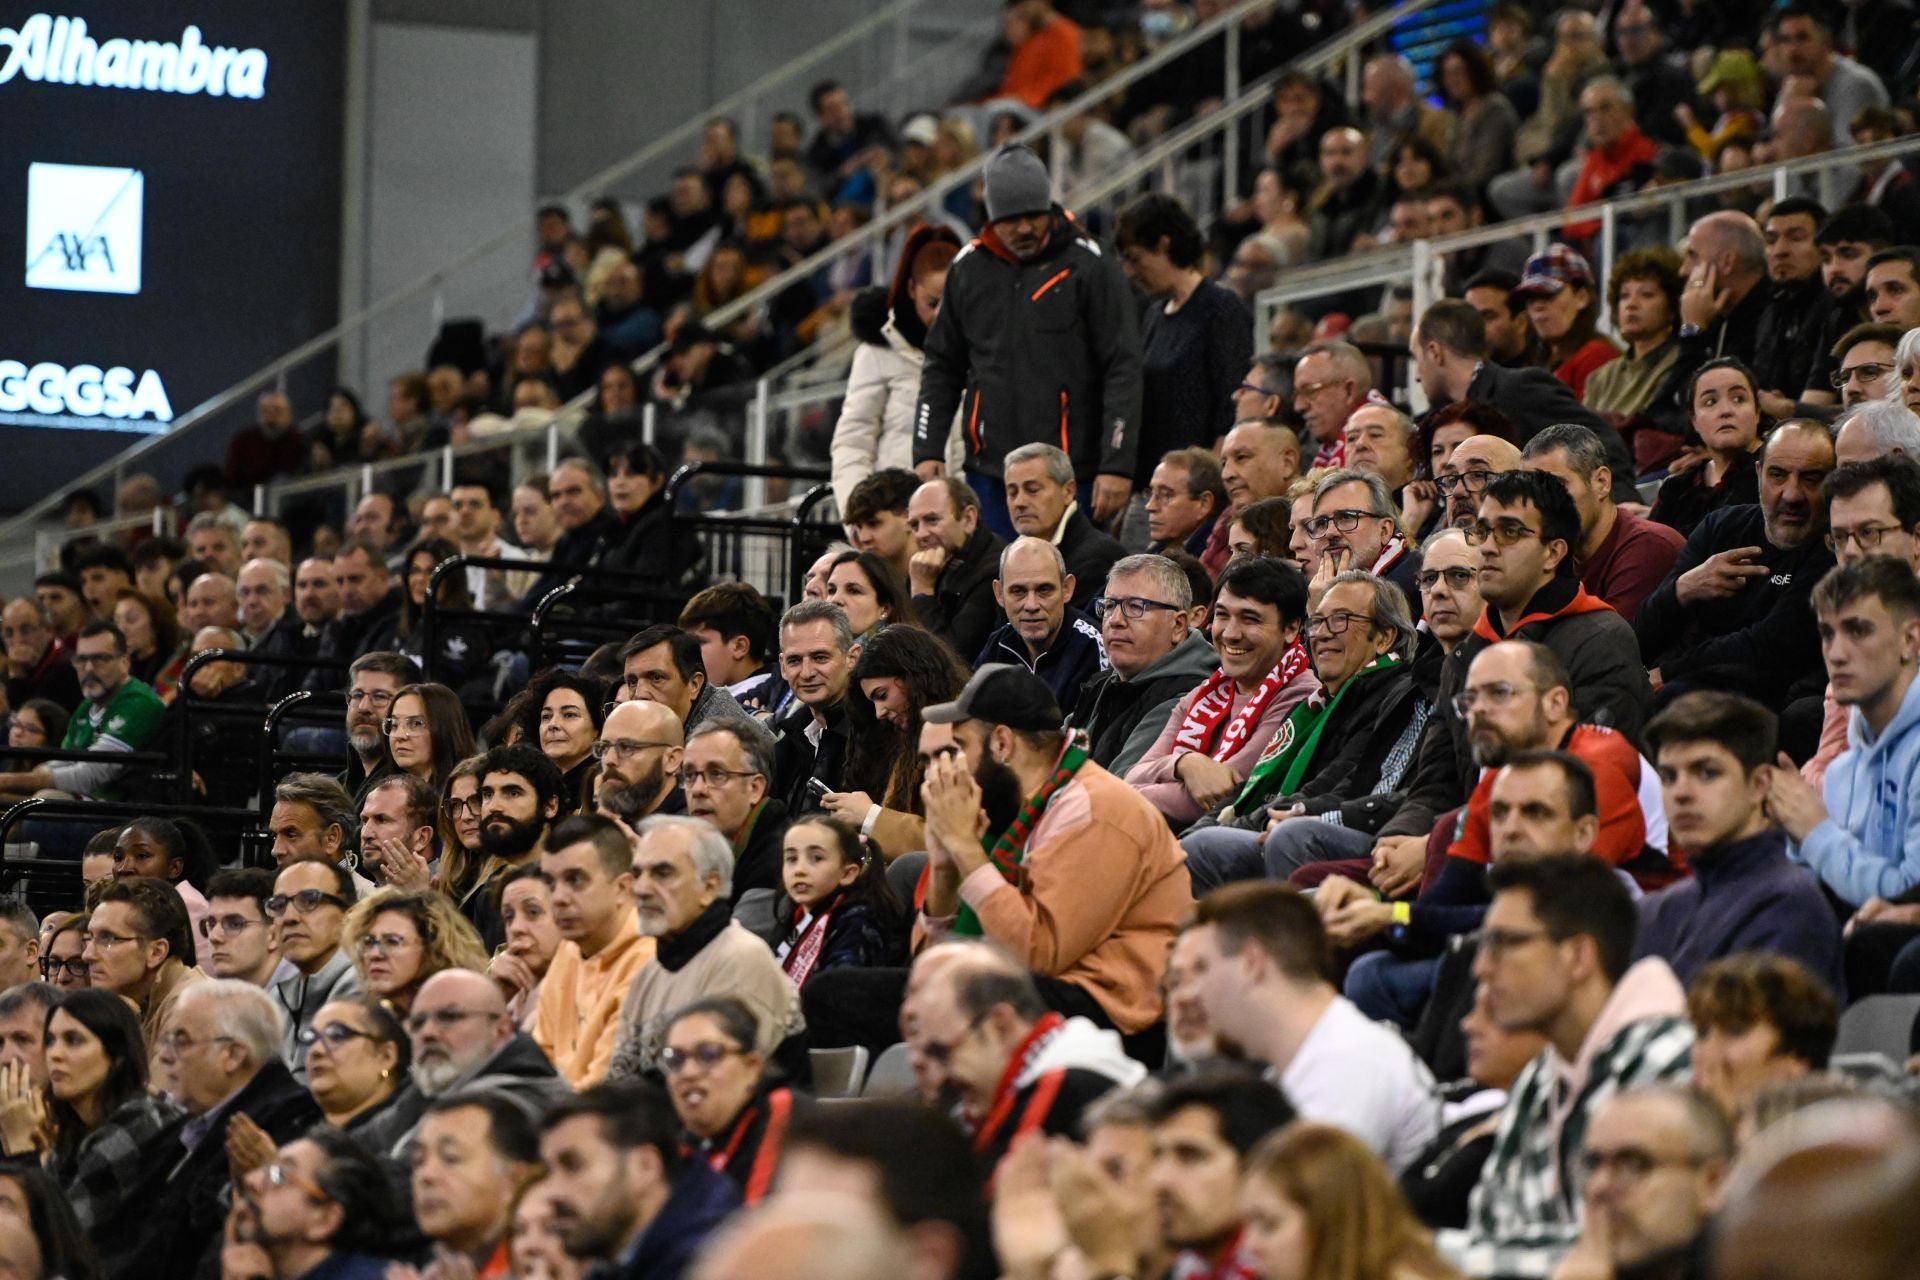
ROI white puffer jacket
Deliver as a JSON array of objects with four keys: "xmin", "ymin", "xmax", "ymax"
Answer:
[{"xmin": 830, "ymin": 314, "xmax": 964, "ymax": 516}]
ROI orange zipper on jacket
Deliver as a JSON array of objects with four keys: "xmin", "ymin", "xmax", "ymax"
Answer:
[
  {"xmin": 1031, "ymin": 268, "xmax": 1070, "ymax": 300},
  {"xmin": 1058, "ymin": 390, "xmax": 1069, "ymax": 453},
  {"xmin": 968, "ymin": 388, "xmax": 983, "ymax": 453}
]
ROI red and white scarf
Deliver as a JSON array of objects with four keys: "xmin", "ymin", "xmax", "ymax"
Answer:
[
  {"xmin": 1172, "ymin": 641, "xmax": 1311, "ymax": 761},
  {"xmin": 780, "ymin": 903, "xmax": 838, "ymax": 989},
  {"xmin": 1372, "ymin": 532, "xmax": 1410, "ymax": 577}
]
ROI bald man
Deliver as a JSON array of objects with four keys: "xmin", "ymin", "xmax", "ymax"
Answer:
[
  {"xmin": 595, "ymin": 700, "xmax": 686, "ymax": 822},
  {"xmin": 362, "ymin": 969, "xmax": 567, "ymax": 1159},
  {"xmin": 183, "ymin": 572, "xmax": 240, "ymax": 633},
  {"xmin": 1442, "ymin": 436, "xmax": 1524, "ymax": 528}
]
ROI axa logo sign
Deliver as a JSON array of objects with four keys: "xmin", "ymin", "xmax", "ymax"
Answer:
[
  {"xmin": 26, "ymin": 162, "xmax": 142, "ymax": 294},
  {"xmin": 0, "ymin": 14, "xmax": 268, "ymax": 98}
]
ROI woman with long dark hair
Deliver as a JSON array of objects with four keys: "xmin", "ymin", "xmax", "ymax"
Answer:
[
  {"xmin": 825, "ymin": 550, "xmax": 917, "ymax": 639},
  {"xmin": 110, "ymin": 589, "xmax": 185, "ymax": 697},
  {"xmin": 44, "ymin": 989, "xmax": 185, "ymax": 1277},
  {"xmin": 826, "ymin": 625, "xmax": 968, "ymax": 860},
  {"xmin": 1435, "ymin": 39, "xmax": 1518, "ymax": 189},
  {"xmin": 435, "ymin": 754, "xmax": 489, "ymax": 910},
  {"xmin": 377, "ymin": 682, "xmax": 475, "ymax": 793},
  {"xmin": 0, "ymin": 1165, "xmax": 104, "ymax": 1280},
  {"xmin": 1649, "ymin": 357, "xmax": 1766, "ymax": 537},
  {"xmin": 520, "ymin": 671, "xmax": 605, "ymax": 814}
]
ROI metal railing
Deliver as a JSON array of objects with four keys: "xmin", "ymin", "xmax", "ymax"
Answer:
[
  {"xmin": 0, "ymin": 0, "xmax": 998, "ymax": 541},
  {"xmin": 1251, "ymin": 134, "xmax": 1920, "ymax": 409}
]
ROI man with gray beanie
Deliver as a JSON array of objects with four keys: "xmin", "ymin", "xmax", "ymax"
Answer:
[{"xmin": 913, "ymin": 142, "xmax": 1144, "ymax": 541}]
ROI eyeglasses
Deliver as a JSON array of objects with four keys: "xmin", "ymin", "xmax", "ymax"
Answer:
[
  {"xmin": 677, "ymin": 766, "xmax": 759, "ymax": 789},
  {"xmin": 919, "ymin": 1014, "xmax": 987, "ymax": 1067},
  {"xmin": 1302, "ymin": 508, "xmax": 1376, "ymax": 540},
  {"xmin": 1462, "ymin": 518, "xmax": 1539, "ymax": 547},
  {"xmin": 592, "ymin": 738, "xmax": 677, "ymax": 762},
  {"xmin": 1833, "ymin": 362, "xmax": 1891, "ymax": 388},
  {"xmin": 444, "ymin": 793, "xmax": 481, "ymax": 816},
  {"xmin": 406, "ymin": 1006, "xmax": 496, "ymax": 1036},
  {"xmin": 1579, "ymin": 1145, "xmax": 1706, "ymax": 1183},
  {"xmin": 345, "ymin": 689, "xmax": 396, "ymax": 708},
  {"xmin": 1415, "ymin": 566, "xmax": 1479, "ymax": 591},
  {"xmin": 83, "ymin": 930, "xmax": 147, "ymax": 951},
  {"xmin": 38, "ymin": 956, "xmax": 87, "ymax": 979},
  {"xmin": 161, "ymin": 1030, "xmax": 236, "ymax": 1055},
  {"xmin": 4, "ymin": 718, "xmax": 44, "ymax": 737},
  {"xmin": 261, "ymin": 1163, "xmax": 329, "ymax": 1202},
  {"xmin": 266, "ymin": 890, "xmax": 349, "ymax": 917},
  {"xmin": 1235, "ymin": 381, "xmax": 1277, "ymax": 397},
  {"xmin": 659, "ymin": 1041, "xmax": 745, "ymax": 1075},
  {"xmin": 1451, "ymin": 681, "xmax": 1538, "ymax": 718},
  {"xmin": 356, "ymin": 932, "xmax": 417, "ymax": 956},
  {"xmin": 381, "ymin": 715, "xmax": 429, "ymax": 738},
  {"xmin": 199, "ymin": 914, "xmax": 265, "ymax": 939},
  {"xmin": 1293, "ymin": 377, "xmax": 1344, "ymax": 398},
  {"xmin": 1304, "ymin": 609, "xmax": 1371, "ymax": 638},
  {"xmin": 1091, "ymin": 595, "xmax": 1184, "ymax": 622},
  {"xmin": 299, "ymin": 1023, "xmax": 381, "ymax": 1053},
  {"xmin": 1479, "ymin": 925, "xmax": 1550, "ymax": 959},
  {"xmin": 70, "ymin": 651, "xmax": 119, "ymax": 668},
  {"xmin": 1826, "ymin": 523, "xmax": 1907, "ymax": 553},
  {"xmin": 1434, "ymin": 469, "xmax": 1499, "ymax": 496}
]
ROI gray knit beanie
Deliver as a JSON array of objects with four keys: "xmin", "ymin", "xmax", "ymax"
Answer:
[{"xmin": 983, "ymin": 143, "xmax": 1054, "ymax": 222}]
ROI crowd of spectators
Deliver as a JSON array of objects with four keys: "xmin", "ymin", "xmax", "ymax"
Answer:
[{"xmin": 16, "ymin": 1, "xmax": 1920, "ymax": 1279}]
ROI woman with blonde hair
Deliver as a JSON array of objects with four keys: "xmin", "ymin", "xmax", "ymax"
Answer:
[
  {"xmin": 342, "ymin": 888, "xmax": 490, "ymax": 1016},
  {"xmin": 1240, "ymin": 1123, "xmax": 1461, "ymax": 1280}
]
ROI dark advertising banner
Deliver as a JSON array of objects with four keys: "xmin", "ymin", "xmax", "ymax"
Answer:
[{"xmin": 0, "ymin": 3, "xmax": 345, "ymax": 510}]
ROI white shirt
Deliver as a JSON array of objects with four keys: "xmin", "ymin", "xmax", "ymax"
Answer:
[{"xmin": 1274, "ymin": 995, "xmax": 1441, "ymax": 1174}]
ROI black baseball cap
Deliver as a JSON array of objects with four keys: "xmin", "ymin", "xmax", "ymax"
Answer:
[{"xmin": 923, "ymin": 664, "xmax": 1063, "ymax": 732}]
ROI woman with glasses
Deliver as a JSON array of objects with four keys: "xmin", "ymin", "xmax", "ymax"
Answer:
[
  {"xmin": 342, "ymin": 889, "xmax": 489, "ymax": 1017},
  {"xmin": 828, "ymin": 625, "xmax": 968, "ymax": 859},
  {"xmin": 44, "ymin": 989, "xmax": 186, "ymax": 1278},
  {"xmin": 1239, "ymin": 1122, "xmax": 1461, "ymax": 1280},
  {"xmin": 110, "ymin": 588, "xmax": 186, "ymax": 703},
  {"xmin": 825, "ymin": 550, "xmax": 918, "ymax": 640},
  {"xmin": 377, "ymin": 682, "xmax": 474, "ymax": 793},
  {"xmin": 660, "ymin": 997, "xmax": 798, "ymax": 1206},
  {"xmin": 491, "ymin": 864, "xmax": 562, "ymax": 1031},
  {"xmin": 39, "ymin": 914, "xmax": 89, "ymax": 991},
  {"xmin": 395, "ymin": 537, "xmax": 492, "ymax": 690},
  {"xmin": 5, "ymin": 699, "xmax": 68, "ymax": 775},
  {"xmin": 1649, "ymin": 358, "xmax": 1765, "ymax": 538},
  {"xmin": 301, "ymin": 996, "xmax": 411, "ymax": 1136},
  {"xmin": 434, "ymin": 755, "xmax": 490, "ymax": 911},
  {"xmin": 520, "ymin": 671, "xmax": 605, "ymax": 815}
]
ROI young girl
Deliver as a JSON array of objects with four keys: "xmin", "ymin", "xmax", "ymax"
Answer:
[{"xmin": 774, "ymin": 816, "xmax": 906, "ymax": 988}]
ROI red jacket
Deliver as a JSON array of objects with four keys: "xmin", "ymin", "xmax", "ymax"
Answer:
[
  {"xmin": 997, "ymin": 16, "xmax": 1083, "ymax": 109},
  {"xmin": 1564, "ymin": 127, "xmax": 1659, "ymax": 239},
  {"xmin": 1448, "ymin": 723, "xmax": 1666, "ymax": 878}
]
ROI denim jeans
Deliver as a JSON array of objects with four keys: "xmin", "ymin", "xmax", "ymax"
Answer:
[{"xmin": 1345, "ymin": 952, "xmax": 1440, "ymax": 1030}]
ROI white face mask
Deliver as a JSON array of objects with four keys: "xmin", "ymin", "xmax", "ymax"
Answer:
[{"xmin": 1140, "ymin": 9, "xmax": 1179, "ymax": 39}]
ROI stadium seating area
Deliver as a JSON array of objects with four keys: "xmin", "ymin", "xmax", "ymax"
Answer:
[{"xmin": 11, "ymin": 1, "xmax": 1920, "ymax": 1279}]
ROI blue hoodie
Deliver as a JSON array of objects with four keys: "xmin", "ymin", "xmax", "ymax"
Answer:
[{"xmin": 1795, "ymin": 672, "xmax": 1920, "ymax": 907}]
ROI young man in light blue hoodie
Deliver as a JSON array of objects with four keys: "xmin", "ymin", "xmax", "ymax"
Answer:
[{"xmin": 1773, "ymin": 557, "xmax": 1920, "ymax": 915}]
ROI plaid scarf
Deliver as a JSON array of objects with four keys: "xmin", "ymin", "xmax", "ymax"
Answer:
[
  {"xmin": 953, "ymin": 731, "xmax": 1091, "ymax": 937},
  {"xmin": 1172, "ymin": 641, "xmax": 1311, "ymax": 761}
]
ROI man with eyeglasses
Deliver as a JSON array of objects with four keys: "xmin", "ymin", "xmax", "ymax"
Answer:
[
  {"xmin": 202, "ymin": 868, "xmax": 293, "ymax": 990},
  {"xmin": 1438, "ymin": 435, "xmax": 1523, "ymax": 530},
  {"xmin": 268, "ymin": 857, "xmax": 363, "ymax": 1079},
  {"xmin": 1292, "ymin": 341, "xmax": 1371, "ymax": 471},
  {"xmin": 907, "ymin": 478, "xmax": 1007, "ymax": 664},
  {"xmin": 907, "ymin": 944, "xmax": 1144, "ymax": 1173},
  {"xmin": 1068, "ymin": 555, "xmax": 1217, "ymax": 775},
  {"xmin": 1127, "ymin": 558, "xmax": 1313, "ymax": 828},
  {"xmin": 1830, "ymin": 321, "xmax": 1902, "ymax": 407},
  {"xmin": 1442, "ymin": 855, "xmax": 1691, "ymax": 1279},
  {"xmin": 1143, "ymin": 448, "xmax": 1227, "ymax": 560},
  {"xmin": 83, "ymin": 876, "xmax": 204, "ymax": 1067},
  {"xmin": 1524, "ymin": 424, "xmax": 1684, "ymax": 623},
  {"xmin": 680, "ymin": 720, "xmax": 788, "ymax": 904},
  {"xmin": 608, "ymin": 816, "xmax": 802, "ymax": 1081},
  {"xmin": 145, "ymin": 979, "xmax": 320, "ymax": 1280},
  {"xmin": 330, "ymin": 652, "xmax": 420, "ymax": 786},
  {"xmin": 1637, "ymin": 420, "xmax": 1835, "ymax": 711},
  {"xmin": 595, "ymin": 700, "xmax": 686, "ymax": 823},
  {"xmin": 1800, "ymin": 456, "xmax": 1920, "ymax": 786},
  {"xmin": 1552, "ymin": 1085, "xmax": 1732, "ymax": 1280},
  {"xmin": 0, "ymin": 620, "xmax": 163, "ymax": 803},
  {"xmin": 1455, "ymin": 471, "xmax": 1651, "ymax": 785},
  {"xmin": 1303, "ymin": 468, "xmax": 1422, "ymax": 613},
  {"xmin": 536, "ymin": 814, "xmax": 653, "ymax": 1088},
  {"xmin": 228, "ymin": 1129, "xmax": 407, "ymax": 1280}
]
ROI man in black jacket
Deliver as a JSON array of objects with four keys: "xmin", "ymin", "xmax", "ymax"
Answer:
[
  {"xmin": 1641, "ymin": 211, "xmax": 1773, "ymax": 437},
  {"xmin": 517, "ymin": 457, "xmax": 622, "ymax": 608},
  {"xmin": 1001, "ymin": 443, "xmax": 1124, "ymax": 612},
  {"xmin": 321, "ymin": 540, "xmax": 402, "ymax": 664},
  {"xmin": 976, "ymin": 538, "xmax": 1109, "ymax": 720},
  {"xmin": 770, "ymin": 601, "xmax": 857, "ymax": 817},
  {"xmin": 1410, "ymin": 299, "xmax": 1638, "ymax": 503},
  {"xmin": 145, "ymin": 980, "xmax": 323, "ymax": 1280},
  {"xmin": 908, "ymin": 478, "xmax": 1006, "ymax": 662},
  {"xmin": 913, "ymin": 143, "xmax": 1142, "ymax": 539},
  {"xmin": 1752, "ymin": 197, "xmax": 1837, "ymax": 420},
  {"xmin": 1637, "ymin": 421, "xmax": 1836, "ymax": 710}
]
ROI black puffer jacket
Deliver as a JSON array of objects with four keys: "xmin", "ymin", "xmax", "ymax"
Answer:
[{"xmin": 913, "ymin": 208, "xmax": 1143, "ymax": 483}]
